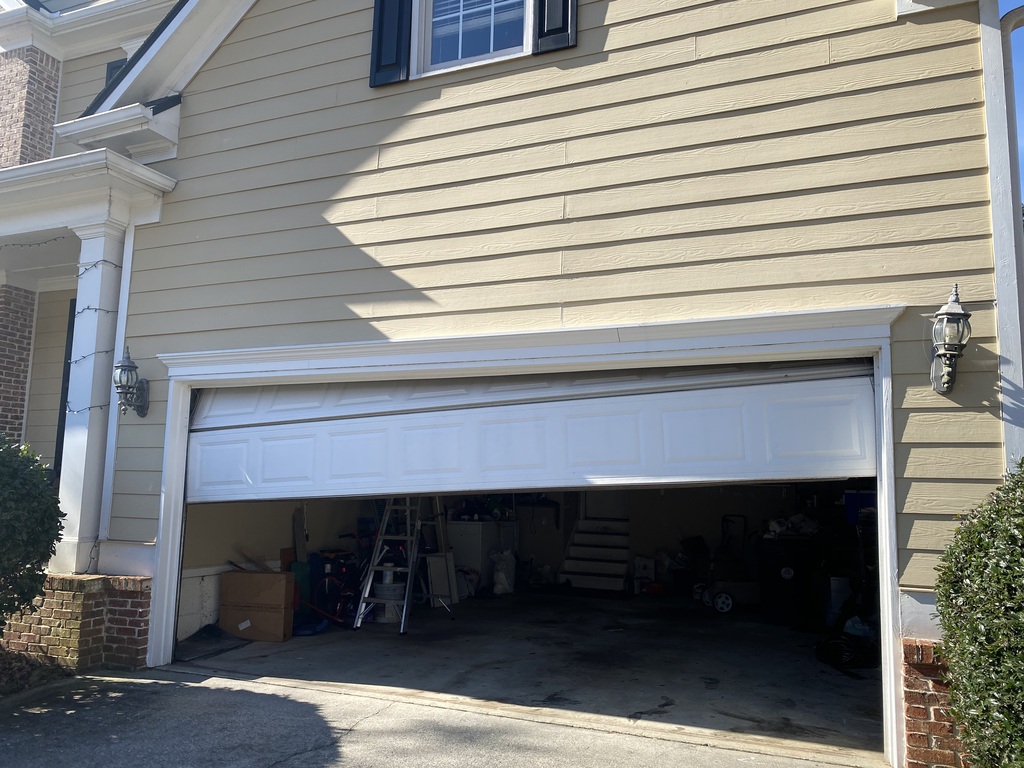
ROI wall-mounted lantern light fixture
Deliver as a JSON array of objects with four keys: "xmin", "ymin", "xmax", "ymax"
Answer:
[
  {"xmin": 931, "ymin": 284, "xmax": 972, "ymax": 395},
  {"xmin": 112, "ymin": 347, "xmax": 149, "ymax": 417}
]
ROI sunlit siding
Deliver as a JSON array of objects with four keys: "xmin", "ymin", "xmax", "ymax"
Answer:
[{"xmin": 113, "ymin": 0, "xmax": 1001, "ymax": 587}]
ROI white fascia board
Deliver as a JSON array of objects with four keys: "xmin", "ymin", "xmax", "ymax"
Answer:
[
  {"xmin": 55, "ymin": 101, "xmax": 179, "ymax": 162},
  {"xmin": 159, "ymin": 305, "xmax": 906, "ymax": 386},
  {"xmin": 96, "ymin": 0, "xmax": 258, "ymax": 113},
  {"xmin": 0, "ymin": 147, "xmax": 175, "ymax": 195},
  {"xmin": 0, "ymin": 149, "xmax": 175, "ymax": 235},
  {"xmin": 0, "ymin": 0, "xmax": 173, "ymax": 59},
  {"xmin": 896, "ymin": 0, "xmax": 973, "ymax": 15}
]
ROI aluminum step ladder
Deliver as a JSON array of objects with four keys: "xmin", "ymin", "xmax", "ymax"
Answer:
[
  {"xmin": 354, "ymin": 497, "xmax": 420, "ymax": 633},
  {"xmin": 353, "ymin": 497, "xmax": 456, "ymax": 633}
]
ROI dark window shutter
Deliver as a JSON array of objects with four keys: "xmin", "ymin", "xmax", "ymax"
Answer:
[
  {"xmin": 369, "ymin": 0, "xmax": 412, "ymax": 87},
  {"xmin": 534, "ymin": 0, "xmax": 576, "ymax": 53}
]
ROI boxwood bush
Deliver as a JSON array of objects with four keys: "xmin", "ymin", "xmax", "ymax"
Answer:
[
  {"xmin": 0, "ymin": 436, "xmax": 63, "ymax": 631},
  {"xmin": 935, "ymin": 460, "xmax": 1024, "ymax": 767}
]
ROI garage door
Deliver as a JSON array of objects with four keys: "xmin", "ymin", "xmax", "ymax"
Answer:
[{"xmin": 186, "ymin": 363, "xmax": 876, "ymax": 502}]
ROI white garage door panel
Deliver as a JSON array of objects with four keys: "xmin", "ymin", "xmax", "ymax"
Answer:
[
  {"xmin": 186, "ymin": 377, "xmax": 875, "ymax": 502},
  {"xmin": 566, "ymin": 410, "xmax": 643, "ymax": 468},
  {"xmin": 662, "ymin": 403, "xmax": 749, "ymax": 464},
  {"xmin": 765, "ymin": 392, "xmax": 873, "ymax": 464},
  {"xmin": 327, "ymin": 431, "xmax": 388, "ymax": 480}
]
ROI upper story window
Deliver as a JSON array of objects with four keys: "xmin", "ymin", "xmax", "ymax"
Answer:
[
  {"xmin": 369, "ymin": 0, "xmax": 575, "ymax": 87},
  {"xmin": 418, "ymin": 0, "xmax": 529, "ymax": 73}
]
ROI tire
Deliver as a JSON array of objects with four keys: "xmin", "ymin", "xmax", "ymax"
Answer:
[
  {"xmin": 713, "ymin": 592, "xmax": 733, "ymax": 613},
  {"xmin": 701, "ymin": 588, "xmax": 713, "ymax": 607}
]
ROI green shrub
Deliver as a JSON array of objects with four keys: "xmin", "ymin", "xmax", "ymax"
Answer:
[
  {"xmin": 0, "ymin": 436, "xmax": 64, "ymax": 631},
  {"xmin": 935, "ymin": 460, "xmax": 1024, "ymax": 767}
]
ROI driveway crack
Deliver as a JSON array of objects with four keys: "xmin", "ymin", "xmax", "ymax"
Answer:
[
  {"xmin": 266, "ymin": 737, "xmax": 341, "ymax": 768},
  {"xmin": 265, "ymin": 702, "xmax": 393, "ymax": 767},
  {"xmin": 346, "ymin": 700, "xmax": 395, "ymax": 732}
]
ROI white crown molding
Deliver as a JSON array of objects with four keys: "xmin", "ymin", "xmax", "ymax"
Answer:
[
  {"xmin": 159, "ymin": 305, "xmax": 907, "ymax": 385},
  {"xmin": 0, "ymin": 0, "xmax": 174, "ymax": 59},
  {"xmin": 0, "ymin": 148, "xmax": 175, "ymax": 238}
]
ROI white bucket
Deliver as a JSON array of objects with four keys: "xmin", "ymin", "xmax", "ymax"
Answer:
[{"xmin": 373, "ymin": 582, "xmax": 406, "ymax": 623}]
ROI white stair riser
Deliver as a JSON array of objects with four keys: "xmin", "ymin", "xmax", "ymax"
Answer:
[
  {"xmin": 577, "ymin": 519, "xmax": 630, "ymax": 534},
  {"xmin": 562, "ymin": 559, "xmax": 628, "ymax": 575},
  {"xmin": 568, "ymin": 545, "xmax": 629, "ymax": 561},
  {"xmin": 583, "ymin": 509, "xmax": 630, "ymax": 521}
]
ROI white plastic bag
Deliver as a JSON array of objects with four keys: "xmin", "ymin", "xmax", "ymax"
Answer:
[{"xmin": 491, "ymin": 548, "xmax": 516, "ymax": 595}]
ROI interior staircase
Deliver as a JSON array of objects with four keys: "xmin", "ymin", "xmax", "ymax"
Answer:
[{"xmin": 557, "ymin": 505, "xmax": 629, "ymax": 591}]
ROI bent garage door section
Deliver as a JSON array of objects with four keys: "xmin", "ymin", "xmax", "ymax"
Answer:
[{"xmin": 186, "ymin": 367, "xmax": 876, "ymax": 502}]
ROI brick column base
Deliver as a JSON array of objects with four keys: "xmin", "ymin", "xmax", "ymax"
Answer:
[
  {"xmin": 903, "ymin": 639, "xmax": 968, "ymax": 768},
  {"xmin": 1, "ymin": 574, "xmax": 152, "ymax": 671}
]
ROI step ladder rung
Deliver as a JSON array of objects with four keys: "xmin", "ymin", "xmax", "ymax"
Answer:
[{"xmin": 353, "ymin": 496, "xmax": 457, "ymax": 633}]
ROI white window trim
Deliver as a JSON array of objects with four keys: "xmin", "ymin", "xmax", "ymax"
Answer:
[{"xmin": 410, "ymin": 0, "xmax": 535, "ymax": 79}]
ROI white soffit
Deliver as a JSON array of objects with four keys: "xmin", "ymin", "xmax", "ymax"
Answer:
[
  {"xmin": 55, "ymin": 101, "xmax": 180, "ymax": 163},
  {"xmin": 186, "ymin": 375, "xmax": 877, "ymax": 503},
  {"xmin": 896, "ymin": 0, "xmax": 972, "ymax": 15},
  {"xmin": 95, "ymin": 0, "xmax": 258, "ymax": 113}
]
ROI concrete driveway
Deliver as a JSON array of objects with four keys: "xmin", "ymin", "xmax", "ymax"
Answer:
[
  {"xmin": 1, "ymin": 593, "xmax": 889, "ymax": 768},
  {"xmin": 0, "ymin": 667, "xmax": 887, "ymax": 768}
]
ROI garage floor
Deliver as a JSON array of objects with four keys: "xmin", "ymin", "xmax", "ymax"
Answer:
[{"xmin": 177, "ymin": 592, "xmax": 883, "ymax": 764}]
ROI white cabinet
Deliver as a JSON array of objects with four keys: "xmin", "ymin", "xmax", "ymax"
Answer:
[{"xmin": 447, "ymin": 521, "xmax": 517, "ymax": 590}]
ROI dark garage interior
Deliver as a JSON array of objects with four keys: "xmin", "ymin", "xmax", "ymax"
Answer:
[{"xmin": 175, "ymin": 481, "xmax": 883, "ymax": 758}]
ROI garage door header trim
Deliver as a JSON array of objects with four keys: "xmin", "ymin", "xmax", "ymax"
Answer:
[{"xmin": 159, "ymin": 305, "xmax": 905, "ymax": 386}]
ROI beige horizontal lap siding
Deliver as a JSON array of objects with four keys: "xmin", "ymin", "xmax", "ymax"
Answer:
[
  {"xmin": 53, "ymin": 49, "xmax": 123, "ymax": 157},
  {"xmin": 23, "ymin": 290, "xmax": 73, "ymax": 465},
  {"xmin": 118, "ymin": 0, "xmax": 1001, "ymax": 580},
  {"xmin": 105, "ymin": 373, "xmax": 167, "ymax": 543}
]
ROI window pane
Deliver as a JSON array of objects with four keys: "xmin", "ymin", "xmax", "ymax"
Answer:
[
  {"xmin": 431, "ymin": 13, "xmax": 461, "ymax": 64},
  {"xmin": 493, "ymin": 1, "xmax": 523, "ymax": 51},
  {"xmin": 461, "ymin": 7, "xmax": 492, "ymax": 59},
  {"xmin": 428, "ymin": 0, "xmax": 523, "ymax": 67}
]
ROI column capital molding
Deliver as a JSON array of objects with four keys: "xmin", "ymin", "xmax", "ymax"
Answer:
[{"xmin": 72, "ymin": 221, "xmax": 128, "ymax": 243}]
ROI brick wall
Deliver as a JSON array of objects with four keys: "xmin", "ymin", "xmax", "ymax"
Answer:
[
  {"xmin": 904, "ymin": 639, "xmax": 967, "ymax": 768},
  {"xmin": 0, "ymin": 46, "xmax": 60, "ymax": 169},
  {"xmin": 1, "ymin": 575, "xmax": 152, "ymax": 671},
  {"xmin": 0, "ymin": 284, "xmax": 36, "ymax": 440}
]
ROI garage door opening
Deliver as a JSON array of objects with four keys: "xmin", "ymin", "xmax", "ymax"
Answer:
[{"xmin": 175, "ymin": 480, "xmax": 882, "ymax": 756}]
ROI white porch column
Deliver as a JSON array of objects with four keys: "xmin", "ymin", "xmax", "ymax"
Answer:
[{"xmin": 52, "ymin": 223, "xmax": 125, "ymax": 574}]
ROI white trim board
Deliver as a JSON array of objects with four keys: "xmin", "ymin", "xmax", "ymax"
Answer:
[
  {"xmin": 94, "ymin": 0, "xmax": 259, "ymax": 114},
  {"xmin": 159, "ymin": 305, "xmax": 905, "ymax": 385},
  {"xmin": 991, "ymin": 1, "xmax": 1024, "ymax": 467},
  {"xmin": 149, "ymin": 306, "xmax": 904, "ymax": 766}
]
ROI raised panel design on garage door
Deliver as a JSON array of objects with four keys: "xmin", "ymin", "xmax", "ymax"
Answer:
[{"xmin": 186, "ymin": 377, "xmax": 875, "ymax": 502}]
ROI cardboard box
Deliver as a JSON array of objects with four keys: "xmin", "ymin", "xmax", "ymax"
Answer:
[{"xmin": 218, "ymin": 571, "xmax": 295, "ymax": 642}]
